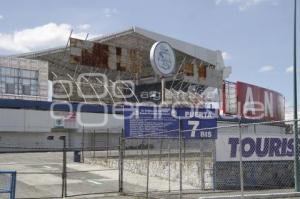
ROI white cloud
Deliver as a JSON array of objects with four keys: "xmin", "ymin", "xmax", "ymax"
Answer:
[
  {"xmin": 258, "ymin": 65, "xmax": 274, "ymax": 72},
  {"xmin": 286, "ymin": 65, "xmax": 300, "ymax": 73},
  {"xmin": 77, "ymin": 24, "xmax": 91, "ymax": 31},
  {"xmin": 285, "ymin": 105, "xmax": 300, "ymax": 120},
  {"xmin": 215, "ymin": 0, "xmax": 278, "ymax": 11},
  {"xmin": 0, "ymin": 22, "xmax": 95, "ymax": 53},
  {"xmin": 222, "ymin": 51, "xmax": 232, "ymax": 60},
  {"xmin": 103, "ymin": 8, "xmax": 118, "ymax": 18},
  {"xmin": 286, "ymin": 65, "xmax": 294, "ymax": 73},
  {"xmin": 0, "ymin": 15, "xmax": 3, "ymax": 20}
]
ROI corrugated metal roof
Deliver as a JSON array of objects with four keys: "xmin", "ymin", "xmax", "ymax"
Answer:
[
  {"xmin": 133, "ymin": 27, "xmax": 225, "ymax": 69},
  {"xmin": 10, "ymin": 26, "xmax": 225, "ymax": 68}
]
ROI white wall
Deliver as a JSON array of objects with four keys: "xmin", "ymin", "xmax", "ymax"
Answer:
[
  {"xmin": 0, "ymin": 132, "xmax": 68, "ymax": 149},
  {"xmin": 0, "ymin": 108, "xmax": 124, "ymax": 133}
]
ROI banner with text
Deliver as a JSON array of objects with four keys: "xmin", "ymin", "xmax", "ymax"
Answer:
[
  {"xmin": 216, "ymin": 129, "xmax": 295, "ymax": 161},
  {"xmin": 124, "ymin": 106, "xmax": 217, "ymax": 139}
]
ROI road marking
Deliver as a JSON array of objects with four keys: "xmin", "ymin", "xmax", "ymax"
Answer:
[
  {"xmin": 88, "ymin": 180, "xmax": 102, "ymax": 185},
  {"xmin": 95, "ymin": 178, "xmax": 115, "ymax": 182},
  {"xmin": 87, "ymin": 178, "xmax": 115, "ymax": 185},
  {"xmin": 198, "ymin": 192, "xmax": 300, "ymax": 199},
  {"xmin": 43, "ymin": 166, "xmax": 52, "ymax": 169},
  {"xmin": 0, "ymin": 163, "xmax": 61, "ymax": 166},
  {"xmin": 0, "ymin": 162, "xmax": 17, "ymax": 165}
]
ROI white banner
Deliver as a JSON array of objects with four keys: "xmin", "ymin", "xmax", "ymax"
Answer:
[{"xmin": 216, "ymin": 125, "xmax": 295, "ymax": 162}]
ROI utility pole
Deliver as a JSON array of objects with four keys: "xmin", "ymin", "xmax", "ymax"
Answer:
[{"xmin": 293, "ymin": 0, "xmax": 300, "ymax": 192}]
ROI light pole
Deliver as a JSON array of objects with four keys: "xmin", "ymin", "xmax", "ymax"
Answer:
[{"xmin": 293, "ymin": 0, "xmax": 299, "ymax": 192}]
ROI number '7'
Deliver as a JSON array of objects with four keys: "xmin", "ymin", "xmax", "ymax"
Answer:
[{"xmin": 188, "ymin": 120, "xmax": 200, "ymax": 137}]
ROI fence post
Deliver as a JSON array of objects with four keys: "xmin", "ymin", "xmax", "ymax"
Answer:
[
  {"xmin": 183, "ymin": 138, "xmax": 186, "ymax": 163},
  {"xmin": 238, "ymin": 121, "xmax": 244, "ymax": 198},
  {"xmin": 160, "ymin": 137, "xmax": 163, "ymax": 161},
  {"xmin": 106, "ymin": 128, "xmax": 109, "ymax": 160},
  {"xmin": 179, "ymin": 118, "xmax": 183, "ymax": 199},
  {"xmin": 118, "ymin": 134, "xmax": 124, "ymax": 193},
  {"xmin": 168, "ymin": 142, "xmax": 171, "ymax": 193},
  {"xmin": 10, "ymin": 171, "xmax": 16, "ymax": 199},
  {"xmin": 146, "ymin": 137, "xmax": 150, "ymax": 198},
  {"xmin": 200, "ymin": 152, "xmax": 205, "ymax": 190},
  {"xmin": 81, "ymin": 126, "xmax": 85, "ymax": 163},
  {"xmin": 93, "ymin": 130, "xmax": 96, "ymax": 159},
  {"xmin": 136, "ymin": 138, "xmax": 139, "ymax": 157},
  {"xmin": 213, "ymin": 140, "xmax": 217, "ymax": 191},
  {"xmin": 61, "ymin": 136, "xmax": 67, "ymax": 198},
  {"xmin": 141, "ymin": 137, "xmax": 144, "ymax": 158}
]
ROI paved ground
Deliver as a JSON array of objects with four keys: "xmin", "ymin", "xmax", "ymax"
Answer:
[
  {"xmin": 1, "ymin": 152, "xmax": 300, "ymax": 199},
  {"xmin": 0, "ymin": 152, "xmax": 142, "ymax": 199}
]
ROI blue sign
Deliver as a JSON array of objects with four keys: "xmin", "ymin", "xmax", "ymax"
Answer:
[{"xmin": 124, "ymin": 106, "xmax": 217, "ymax": 139}]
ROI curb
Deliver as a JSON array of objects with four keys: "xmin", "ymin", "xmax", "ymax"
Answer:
[{"xmin": 199, "ymin": 192, "xmax": 300, "ymax": 199}]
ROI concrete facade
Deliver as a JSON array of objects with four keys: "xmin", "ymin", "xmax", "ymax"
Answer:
[{"xmin": 0, "ymin": 108, "xmax": 123, "ymax": 152}]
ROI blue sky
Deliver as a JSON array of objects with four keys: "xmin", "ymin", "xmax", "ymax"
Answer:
[{"xmin": 0, "ymin": 0, "xmax": 299, "ymax": 111}]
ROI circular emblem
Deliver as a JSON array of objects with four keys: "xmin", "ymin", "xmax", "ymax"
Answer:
[{"xmin": 150, "ymin": 41, "xmax": 176, "ymax": 76}]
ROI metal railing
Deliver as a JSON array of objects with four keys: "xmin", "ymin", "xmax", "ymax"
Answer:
[{"xmin": 0, "ymin": 170, "xmax": 16, "ymax": 199}]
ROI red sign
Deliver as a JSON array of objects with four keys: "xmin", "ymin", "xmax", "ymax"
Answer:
[{"xmin": 236, "ymin": 81, "xmax": 285, "ymax": 121}]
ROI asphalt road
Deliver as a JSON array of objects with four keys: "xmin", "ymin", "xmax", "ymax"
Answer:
[{"xmin": 0, "ymin": 152, "xmax": 142, "ymax": 199}]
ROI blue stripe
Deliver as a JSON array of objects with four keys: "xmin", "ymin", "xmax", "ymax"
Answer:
[
  {"xmin": 0, "ymin": 99, "xmax": 118, "ymax": 114},
  {"xmin": 0, "ymin": 98, "xmax": 275, "ymax": 124}
]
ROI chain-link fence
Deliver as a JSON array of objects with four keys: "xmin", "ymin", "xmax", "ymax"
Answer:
[
  {"xmin": 120, "ymin": 137, "xmax": 215, "ymax": 198},
  {"xmin": 67, "ymin": 130, "xmax": 121, "ymax": 197},
  {"xmin": 1, "ymin": 120, "xmax": 300, "ymax": 198},
  {"xmin": 109, "ymin": 119, "xmax": 300, "ymax": 198},
  {"xmin": 213, "ymin": 119, "xmax": 299, "ymax": 198},
  {"xmin": 0, "ymin": 151, "xmax": 63, "ymax": 199},
  {"xmin": 0, "ymin": 130, "xmax": 121, "ymax": 199}
]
